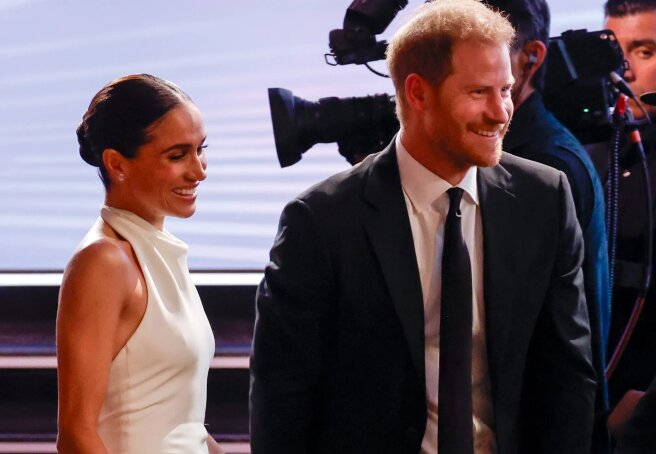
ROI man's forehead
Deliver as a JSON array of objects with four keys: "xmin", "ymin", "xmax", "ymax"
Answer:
[
  {"xmin": 445, "ymin": 63, "xmax": 513, "ymax": 90},
  {"xmin": 449, "ymin": 40, "xmax": 510, "ymax": 69},
  {"xmin": 605, "ymin": 11, "xmax": 656, "ymax": 36}
]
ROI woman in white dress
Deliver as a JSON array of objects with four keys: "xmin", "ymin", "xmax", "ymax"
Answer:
[{"xmin": 56, "ymin": 74, "xmax": 224, "ymax": 454}]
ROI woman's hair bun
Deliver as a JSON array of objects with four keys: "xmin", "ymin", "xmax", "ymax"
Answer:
[{"xmin": 76, "ymin": 122, "xmax": 99, "ymax": 167}]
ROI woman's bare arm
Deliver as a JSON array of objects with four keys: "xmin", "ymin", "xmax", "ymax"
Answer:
[
  {"xmin": 207, "ymin": 434, "xmax": 226, "ymax": 454},
  {"xmin": 56, "ymin": 239, "xmax": 142, "ymax": 453}
]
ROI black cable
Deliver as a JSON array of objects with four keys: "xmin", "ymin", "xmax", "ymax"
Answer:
[
  {"xmin": 365, "ymin": 62, "xmax": 390, "ymax": 78},
  {"xmin": 606, "ymin": 119, "xmax": 622, "ymax": 291},
  {"xmin": 637, "ymin": 139, "xmax": 653, "ymax": 295},
  {"xmin": 606, "ymin": 127, "xmax": 653, "ymax": 380}
]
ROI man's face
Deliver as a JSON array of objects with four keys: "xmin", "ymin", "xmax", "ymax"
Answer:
[
  {"xmin": 605, "ymin": 11, "xmax": 656, "ymax": 119},
  {"xmin": 421, "ymin": 39, "xmax": 514, "ymax": 180},
  {"xmin": 509, "ymin": 48, "xmax": 525, "ymax": 106}
]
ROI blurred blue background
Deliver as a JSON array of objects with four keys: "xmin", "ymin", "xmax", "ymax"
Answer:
[{"xmin": 0, "ymin": 0, "xmax": 604, "ymax": 270}]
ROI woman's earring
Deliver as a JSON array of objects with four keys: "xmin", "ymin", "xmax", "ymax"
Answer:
[{"xmin": 118, "ymin": 173, "xmax": 126, "ymax": 182}]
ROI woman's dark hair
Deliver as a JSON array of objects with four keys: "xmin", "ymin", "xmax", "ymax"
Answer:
[{"xmin": 77, "ymin": 73, "xmax": 192, "ymax": 188}]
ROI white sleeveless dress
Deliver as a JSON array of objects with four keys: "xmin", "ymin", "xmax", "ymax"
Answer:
[{"xmin": 95, "ymin": 206, "xmax": 215, "ymax": 453}]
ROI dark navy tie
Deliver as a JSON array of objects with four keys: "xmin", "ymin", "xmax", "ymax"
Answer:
[{"xmin": 438, "ymin": 187, "xmax": 473, "ymax": 454}]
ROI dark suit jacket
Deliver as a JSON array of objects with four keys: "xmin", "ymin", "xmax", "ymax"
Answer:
[
  {"xmin": 250, "ymin": 141, "xmax": 597, "ymax": 454},
  {"xmin": 504, "ymin": 93, "xmax": 611, "ymax": 453}
]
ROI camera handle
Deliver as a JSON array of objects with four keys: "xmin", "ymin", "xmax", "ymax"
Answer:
[{"xmin": 606, "ymin": 95, "xmax": 653, "ymax": 380}]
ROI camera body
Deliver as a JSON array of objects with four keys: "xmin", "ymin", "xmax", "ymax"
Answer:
[
  {"xmin": 544, "ymin": 29, "xmax": 626, "ymax": 144},
  {"xmin": 327, "ymin": 0, "xmax": 407, "ymax": 66},
  {"xmin": 268, "ymin": 88, "xmax": 398, "ymax": 167}
]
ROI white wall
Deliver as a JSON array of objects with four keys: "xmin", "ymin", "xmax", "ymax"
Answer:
[{"xmin": 0, "ymin": 0, "xmax": 606, "ymax": 270}]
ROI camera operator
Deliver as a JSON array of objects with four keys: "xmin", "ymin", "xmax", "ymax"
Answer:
[
  {"xmin": 602, "ymin": 0, "xmax": 656, "ymax": 411},
  {"xmin": 483, "ymin": 2, "xmax": 611, "ymax": 452}
]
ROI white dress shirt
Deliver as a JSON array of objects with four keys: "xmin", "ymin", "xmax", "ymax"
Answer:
[{"xmin": 396, "ymin": 136, "xmax": 497, "ymax": 454}]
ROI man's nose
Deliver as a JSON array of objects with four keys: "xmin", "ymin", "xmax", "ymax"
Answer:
[
  {"xmin": 487, "ymin": 94, "xmax": 511, "ymax": 125},
  {"xmin": 624, "ymin": 59, "xmax": 636, "ymax": 82}
]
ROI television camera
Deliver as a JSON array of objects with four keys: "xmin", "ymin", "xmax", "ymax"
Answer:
[{"xmin": 268, "ymin": 0, "xmax": 629, "ymax": 167}]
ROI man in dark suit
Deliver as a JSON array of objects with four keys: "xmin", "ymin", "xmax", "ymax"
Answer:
[{"xmin": 250, "ymin": 1, "xmax": 596, "ymax": 453}]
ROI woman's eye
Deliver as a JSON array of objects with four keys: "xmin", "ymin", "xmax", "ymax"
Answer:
[{"xmin": 197, "ymin": 144, "xmax": 208, "ymax": 156}]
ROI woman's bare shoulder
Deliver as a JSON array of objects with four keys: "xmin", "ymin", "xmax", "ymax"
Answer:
[{"xmin": 61, "ymin": 221, "xmax": 140, "ymax": 303}]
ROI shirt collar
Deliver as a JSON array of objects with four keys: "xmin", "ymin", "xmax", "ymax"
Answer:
[{"xmin": 396, "ymin": 135, "xmax": 479, "ymax": 214}]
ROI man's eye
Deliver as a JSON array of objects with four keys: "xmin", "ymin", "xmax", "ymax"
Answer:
[
  {"xmin": 634, "ymin": 48, "xmax": 654, "ymax": 59},
  {"xmin": 197, "ymin": 144, "xmax": 208, "ymax": 156}
]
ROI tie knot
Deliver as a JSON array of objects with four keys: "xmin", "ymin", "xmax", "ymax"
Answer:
[{"xmin": 447, "ymin": 187, "xmax": 464, "ymax": 215}]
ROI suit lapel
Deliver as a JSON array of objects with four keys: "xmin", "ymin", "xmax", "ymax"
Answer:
[
  {"xmin": 363, "ymin": 142, "xmax": 426, "ymax": 384},
  {"xmin": 361, "ymin": 146, "xmax": 521, "ymax": 389},
  {"xmin": 478, "ymin": 163, "xmax": 520, "ymax": 392}
]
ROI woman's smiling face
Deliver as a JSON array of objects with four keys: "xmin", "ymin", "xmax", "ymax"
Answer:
[{"xmin": 116, "ymin": 101, "xmax": 207, "ymax": 229}]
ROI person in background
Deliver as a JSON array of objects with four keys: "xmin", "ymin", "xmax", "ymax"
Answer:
[
  {"xmin": 602, "ymin": 0, "xmax": 656, "ymax": 410},
  {"xmin": 250, "ymin": 1, "xmax": 596, "ymax": 453},
  {"xmin": 483, "ymin": 1, "xmax": 611, "ymax": 452},
  {"xmin": 56, "ymin": 74, "xmax": 224, "ymax": 454}
]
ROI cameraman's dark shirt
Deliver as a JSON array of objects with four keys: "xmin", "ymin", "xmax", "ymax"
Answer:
[{"xmin": 504, "ymin": 92, "xmax": 611, "ymax": 452}]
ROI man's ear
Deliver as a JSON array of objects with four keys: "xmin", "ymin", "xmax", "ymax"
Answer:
[
  {"xmin": 520, "ymin": 40, "xmax": 547, "ymax": 75},
  {"xmin": 404, "ymin": 73, "xmax": 430, "ymax": 113}
]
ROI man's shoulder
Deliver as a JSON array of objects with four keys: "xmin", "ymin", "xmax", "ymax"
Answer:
[
  {"xmin": 499, "ymin": 151, "xmax": 564, "ymax": 183},
  {"xmin": 493, "ymin": 152, "xmax": 579, "ymax": 205}
]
